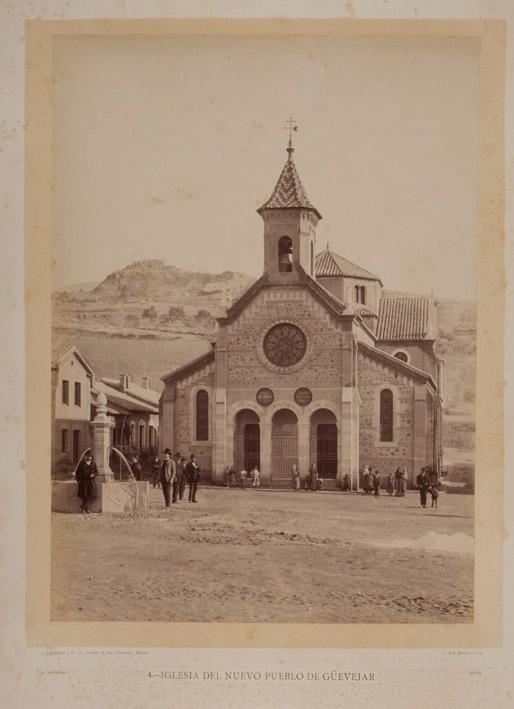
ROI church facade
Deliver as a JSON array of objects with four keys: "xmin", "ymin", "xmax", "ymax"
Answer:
[{"xmin": 159, "ymin": 141, "xmax": 443, "ymax": 489}]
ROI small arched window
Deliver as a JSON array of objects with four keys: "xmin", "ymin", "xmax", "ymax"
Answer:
[
  {"xmin": 278, "ymin": 236, "xmax": 293, "ymax": 272},
  {"xmin": 196, "ymin": 390, "xmax": 209, "ymax": 441},
  {"xmin": 380, "ymin": 389, "xmax": 393, "ymax": 442},
  {"xmin": 354, "ymin": 285, "xmax": 367, "ymax": 305},
  {"xmin": 394, "ymin": 350, "xmax": 409, "ymax": 363}
]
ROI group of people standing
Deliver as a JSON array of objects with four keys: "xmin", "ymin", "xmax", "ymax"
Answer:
[
  {"xmin": 74, "ymin": 449, "xmax": 202, "ymax": 513},
  {"xmin": 361, "ymin": 465, "xmax": 409, "ymax": 498},
  {"xmin": 75, "ymin": 450, "xmax": 440, "ymax": 513},
  {"xmin": 360, "ymin": 464, "xmax": 439, "ymax": 508},
  {"xmin": 295, "ymin": 463, "xmax": 323, "ymax": 492},
  {"xmin": 155, "ymin": 449, "xmax": 202, "ymax": 508},
  {"xmin": 224, "ymin": 465, "xmax": 261, "ymax": 488}
]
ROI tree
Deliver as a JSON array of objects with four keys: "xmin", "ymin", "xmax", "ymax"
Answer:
[
  {"xmin": 168, "ymin": 305, "xmax": 185, "ymax": 319},
  {"xmin": 142, "ymin": 306, "xmax": 157, "ymax": 319},
  {"xmin": 196, "ymin": 309, "xmax": 212, "ymax": 319}
]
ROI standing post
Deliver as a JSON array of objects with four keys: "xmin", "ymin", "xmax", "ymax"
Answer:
[{"xmin": 91, "ymin": 391, "xmax": 115, "ymax": 483}]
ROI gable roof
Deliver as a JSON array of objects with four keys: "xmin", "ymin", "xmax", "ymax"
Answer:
[
  {"xmin": 93, "ymin": 380, "xmax": 159, "ymax": 415},
  {"xmin": 51, "ymin": 343, "xmax": 94, "ymax": 375},
  {"xmin": 257, "ymin": 148, "xmax": 322, "ymax": 219},
  {"xmin": 90, "ymin": 389, "xmax": 131, "ymax": 416},
  {"xmin": 217, "ymin": 262, "xmax": 346, "ymax": 326},
  {"xmin": 358, "ymin": 341, "xmax": 437, "ymax": 390},
  {"xmin": 377, "ymin": 296, "xmax": 436, "ymax": 341},
  {"xmin": 101, "ymin": 377, "xmax": 160, "ymax": 407},
  {"xmin": 315, "ymin": 247, "xmax": 383, "ymax": 285},
  {"xmin": 161, "ymin": 349, "xmax": 215, "ymax": 385}
]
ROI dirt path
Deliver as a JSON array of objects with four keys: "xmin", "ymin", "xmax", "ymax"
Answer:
[{"xmin": 51, "ymin": 488, "xmax": 474, "ymax": 623}]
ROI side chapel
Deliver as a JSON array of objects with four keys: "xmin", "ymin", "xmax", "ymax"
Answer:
[{"xmin": 160, "ymin": 139, "xmax": 443, "ymax": 489}]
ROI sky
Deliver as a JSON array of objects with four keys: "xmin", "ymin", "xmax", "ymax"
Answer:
[{"xmin": 53, "ymin": 34, "xmax": 480, "ymax": 299}]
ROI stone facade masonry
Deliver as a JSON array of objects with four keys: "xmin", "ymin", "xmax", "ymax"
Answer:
[
  {"xmin": 160, "ymin": 362, "xmax": 215, "ymax": 479},
  {"xmin": 358, "ymin": 350, "xmax": 435, "ymax": 486},
  {"xmin": 224, "ymin": 287, "xmax": 349, "ymax": 389}
]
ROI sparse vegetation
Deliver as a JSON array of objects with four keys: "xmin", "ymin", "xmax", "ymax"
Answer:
[
  {"xmin": 125, "ymin": 313, "xmax": 140, "ymax": 326},
  {"xmin": 168, "ymin": 305, "xmax": 186, "ymax": 319},
  {"xmin": 142, "ymin": 306, "xmax": 158, "ymax": 319}
]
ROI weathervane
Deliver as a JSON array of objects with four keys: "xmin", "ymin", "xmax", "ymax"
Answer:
[{"xmin": 284, "ymin": 115, "xmax": 298, "ymax": 156}]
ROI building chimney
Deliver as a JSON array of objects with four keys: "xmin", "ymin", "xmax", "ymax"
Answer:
[
  {"xmin": 120, "ymin": 374, "xmax": 130, "ymax": 392},
  {"xmin": 142, "ymin": 376, "xmax": 149, "ymax": 389}
]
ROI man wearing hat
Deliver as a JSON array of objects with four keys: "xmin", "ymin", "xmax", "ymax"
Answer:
[
  {"xmin": 159, "ymin": 448, "xmax": 176, "ymax": 508},
  {"xmin": 185, "ymin": 454, "xmax": 201, "ymax": 503},
  {"xmin": 416, "ymin": 467, "xmax": 431, "ymax": 509},
  {"xmin": 172, "ymin": 451, "xmax": 184, "ymax": 503}
]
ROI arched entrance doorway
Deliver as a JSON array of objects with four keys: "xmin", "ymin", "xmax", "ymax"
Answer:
[
  {"xmin": 271, "ymin": 408, "xmax": 298, "ymax": 478},
  {"xmin": 234, "ymin": 410, "xmax": 260, "ymax": 471},
  {"xmin": 310, "ymin": 409, "xmax": 338, "ymax": 478}
]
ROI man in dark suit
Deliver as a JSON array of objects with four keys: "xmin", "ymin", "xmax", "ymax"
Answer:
[
  {"xmin": 75, "ymin": 452, "xmax": 98, "ymax": 513},
  {"xmin": 172, "ymin": 451, "xmax": 183, "ymax": 503},
  {"xmin": 185, "ymin": 454, "xmax": 201, "ymax": 503},
  {"xmin": 159, "ymin": 448, "xmax": 176, "ymax": 508},
  {"xmin": 416, "ymin": 467, "xmax": 431, "ymax": 509}
]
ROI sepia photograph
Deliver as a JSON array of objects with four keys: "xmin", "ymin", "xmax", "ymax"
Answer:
[{"xmin": 46, "ymin": 30, "xmax": 480, "ymax": 626}]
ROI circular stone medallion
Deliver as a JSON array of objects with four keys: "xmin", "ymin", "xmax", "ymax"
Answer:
[
  {"xmin": 294, "ymin": 387, "xmax": 313, "ymax": 406},
  {"xmin": 256, "ymin": 388, "xmax": 274, "ymax": 406}
]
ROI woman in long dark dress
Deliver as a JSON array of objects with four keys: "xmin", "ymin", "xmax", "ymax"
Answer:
[
  {"xmin": 76, "ymin": 452, "xmax": 98, "ymax": 513},
  {"xmin": 361, "ymin": 465, "xmax": 372, "ymax": 493}
]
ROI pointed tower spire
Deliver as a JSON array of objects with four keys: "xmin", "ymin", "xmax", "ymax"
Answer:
[
  {"xmin": 257, "ymin": 128, "xmax": 321, "ymax": 281},
  {"xmin": 257, "ymin": 123, "xmax": 321, "ymax": 219}
]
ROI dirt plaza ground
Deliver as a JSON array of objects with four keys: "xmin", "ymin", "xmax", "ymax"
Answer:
[{"xmin": 51, "ymin": 486, "xmax": 474, "ymax": 623}]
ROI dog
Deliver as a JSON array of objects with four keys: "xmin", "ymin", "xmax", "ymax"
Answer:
[{"xmin": 429, "ymin": 486, "xmax": 439, "ymax": 509}]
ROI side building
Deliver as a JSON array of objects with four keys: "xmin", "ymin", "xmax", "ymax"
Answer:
[
  {"xmin": 51, "ymin": 344, "xmax": 94, "ymax": 475},
  {"xmin": 92, "ymin": 375, "xmax": 160, "ymax": 458},
  {"xmin": 51, "ymin": 345, "xmax": 160, "ymax": 475}
]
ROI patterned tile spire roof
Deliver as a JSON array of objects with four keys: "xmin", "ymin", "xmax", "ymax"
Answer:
[
  {"xmin": 257, "ymin": 142, "xmax": 322, "ymax": 219},
  {"xmin": 315, "ymin": 247, "xmax": 383, "ymax": 285}
]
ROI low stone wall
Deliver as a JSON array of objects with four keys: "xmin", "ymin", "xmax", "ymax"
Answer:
[{"xmin": 52, "ymin": 480, "xmax": 149, "ymax": 513}]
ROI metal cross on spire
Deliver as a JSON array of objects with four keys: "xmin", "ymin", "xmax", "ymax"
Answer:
[{"xmin": 284, "ymin": 115, "xmax": 298, "ymax": 157}]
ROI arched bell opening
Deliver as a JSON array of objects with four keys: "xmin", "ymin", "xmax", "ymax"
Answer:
[{"xmin": 278, "ymin": 235, "xmax": 293, "ymax": 272}]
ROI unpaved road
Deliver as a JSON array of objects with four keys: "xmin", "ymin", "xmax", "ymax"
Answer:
[{"xmin": 52, "ymin": 487, "xmax": 474, "ymax": 623}]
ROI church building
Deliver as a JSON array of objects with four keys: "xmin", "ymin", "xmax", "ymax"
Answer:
[{"xmin": 159, "ymin": 139, "xmax": 443, "ymax": 489}]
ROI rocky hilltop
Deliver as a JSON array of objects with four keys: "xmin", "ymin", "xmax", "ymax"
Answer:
[{"xmin": 56, "ymin": 259, "xmax": 254, "ymax": 306}]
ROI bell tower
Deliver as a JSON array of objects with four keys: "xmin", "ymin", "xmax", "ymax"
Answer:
[{"xmin": 257, "ymin": 127, "xmax": 322, "ymax": 284}]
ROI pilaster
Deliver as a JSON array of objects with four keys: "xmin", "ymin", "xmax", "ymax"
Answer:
[
  {"xmin": 297, "ymin": 422, "xmax": 310, "ymax": 477},
  {"xmin": 413, "ymin": 385, "xmax": 427, "ymax": 485},
  {"xmin": 341, "ymin": 386, "xmax": 360, "ymax": 490},
  {"xmin": 260, "ymin": 421, "xmax": 272, "ymax": 485},
  {"xmin": 212, "ymin": 387, "xmax": 227, "ymax": 484},
  {"xmin": 159, "ymin": 384, "xmax": 175, "ymax": 455}
]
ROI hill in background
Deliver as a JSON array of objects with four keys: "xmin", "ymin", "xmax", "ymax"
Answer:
[{"xmin": 53, "ymin": 260, "xmax": 476, "ymax": 477}]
